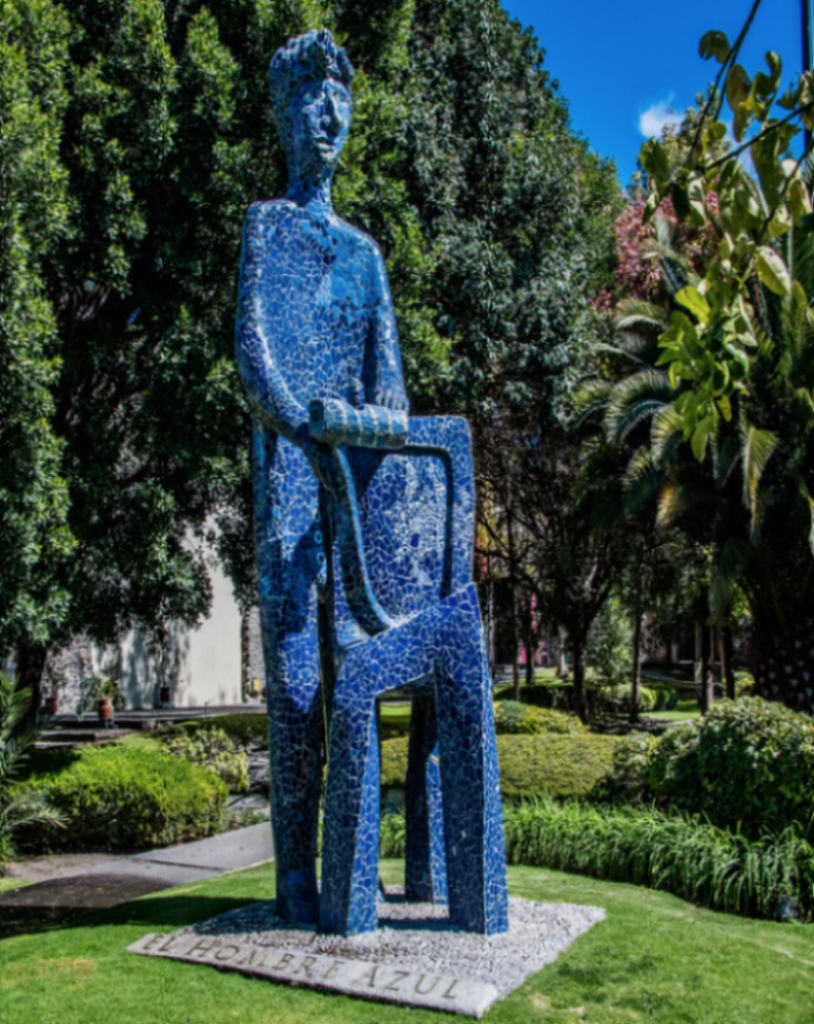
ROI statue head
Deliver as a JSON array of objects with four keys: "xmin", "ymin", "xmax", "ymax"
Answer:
[{"xmin": 269, "ymin": 30, "xmax": 354, "ymax": 186}]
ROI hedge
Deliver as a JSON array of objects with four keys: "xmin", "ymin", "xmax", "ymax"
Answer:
[
  {"xmin": 379, "ymin": 800, "xmax": 814, "ymax": 922},
  {"xmin": 381, "ymin": 732, "xmax": 620, "ymax": 801},
  {"xmin": 11, "ymin": 743, "xmax": 227, "ymax": 852},
  {"xmin": 493, "ymin": 701, "xmax": 586, "ymax": 735},
  {"xmin": 174, "ymin": 713, "xmax": 269, "ymax": 749},
  {"xmin": 597, "ymin": 698, "xmax": 814, "ymax": 839}
]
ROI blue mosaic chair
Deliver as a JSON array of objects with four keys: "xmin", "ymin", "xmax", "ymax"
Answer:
[{"xmin": 312, "ymin": 401, "xmax": 509, "ymax": 936}]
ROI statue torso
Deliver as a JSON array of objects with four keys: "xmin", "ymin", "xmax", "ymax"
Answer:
[{"xmin": 247, "ymin": 200, "xmax": 380, "ymax": 410}]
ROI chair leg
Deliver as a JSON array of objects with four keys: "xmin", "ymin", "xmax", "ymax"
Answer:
[
  {"xmin": 435, "ymin": 585, "xmax": 509, "ymax": 935},
  {"xmin": 320, "ymin": 679, "xmax": 381, "ymax": 936},
  {"xmin": 405, "ymin": 695, "xmax": 448, "ymax": 904}
]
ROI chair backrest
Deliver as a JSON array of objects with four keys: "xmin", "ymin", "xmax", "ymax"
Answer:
[{"xmin": 335, "ymin": 416, "xmax": 476, "ymax": 634}]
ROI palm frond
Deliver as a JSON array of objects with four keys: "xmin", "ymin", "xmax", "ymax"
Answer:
[
  {"xmin": 651, "ymin": 404, "xmax": 684, "ymax": 465},
  {"xmin": 709, "ymin": 538, "xmax": 752, "ymax": 619},
  {"xmin": 739, "ymin": 418, "xmax": 778, "ymax": 522},
  {"xmin": 657, "ymin": 471, "xmax": 710, "ymax": 526},
  {"xmin": 604, "ymin": 370, "xmax": 674, "ymax": 443},
  {"xmin": 5, "ymin": 792, "xmax": 67, "ymax": 831},
  {"xmin": 622, "ymin": 446, "xmax": 665, "ymax": 514},
  {"xmin": 572, "ymin": 380, "xmax": 613, "ymax": 427}
]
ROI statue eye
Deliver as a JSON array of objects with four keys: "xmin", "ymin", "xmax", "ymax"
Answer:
[{"xmin": 302, "ymin": 83, "xmax": 323, "ymax": 105}]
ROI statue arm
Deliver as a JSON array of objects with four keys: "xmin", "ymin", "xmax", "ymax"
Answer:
[
  {"xmin": 234, "ymin": 203, "xmax": 306, "ymax": 441},
  {"xmin": 234, "ymin": 203, "xmax": 338, "ymax": 488},
  {"xmin": 362, "ymin": 244, "xmax": 409, "ymax": 414}
]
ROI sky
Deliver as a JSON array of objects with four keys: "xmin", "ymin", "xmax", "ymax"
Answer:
[{"xmin": 500, "ymin": 0, "xmax": 803, "ymax": 186}]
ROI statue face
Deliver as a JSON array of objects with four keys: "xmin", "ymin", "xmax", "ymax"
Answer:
[{"xmin": 288, "ymin": 77, "xmax": 351, "ymax": 181}]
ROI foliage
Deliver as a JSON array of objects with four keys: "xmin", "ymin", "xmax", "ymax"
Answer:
[
  {"xmin": 174, "ymin": 713, "xmax": 269, "ymax": 749},
  {"xmin": 11, "ymin": 742, "xmax": 227, "ymax": 852},
  {"xmin": 0, "ymin": 672, "xmax": 65, "ymax": 870},
  {"xmin": 493, "ymin": 701, "xmax": 586, "ymax": 735},
  {"xmin": 379, "ymin": 809, "xmax": 406, "ymax": 858},
  {"xmin": 607, "ymin": 684, "xmax": 657, "ymax": 714},
  {"xmin": 493, "ymin": 680, "xmax": 572, "ymax": 708},
  {"xmin": 2, "ymin": 0, "xmax": 622, "ymax": 707},
  {"xmin": 502, "ymin": 798, "xmax": 814, "ymax": 922},
  {"xmin": 381, "ymin": 732, "xmax": 620, "ymax": 801},
  {"xmin": 162, "ymin": 726, "xmax": 249, "ymax": 792},
  {"xmin": 74, "ymin": 677, "xmax": 125, "ymax": 720},
  {"xmin": 586, "ymin": 597, "xmax": 634, "ymax": 689},
  {"xmin": 598, "ymin": 698, "xmax": 814, "ymax": 839}
]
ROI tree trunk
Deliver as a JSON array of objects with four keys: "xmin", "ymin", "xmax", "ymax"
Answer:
[
  {"xmin": 751, "ymin": 614, "xmax": 814, "ymax": 715},
  {"xmin": 630, "ymin": 614, "xmax": 642, "ymax": 723},
  {"xmin": 15, "ymin": 642, "xmax": 48, "ymax": 726},
  {"xmin": 556, "ymin": 626, "xmax": 568, "ymax": 678},
  {"xmin": 721, "ymin": 624, "xmax": 736, "ymax": 701},
  {"xmin": 698, "ymin": 622, "xmax": 713, "ymax": 714},
  {"xmin": 571, "ymin": 635, "xmax": 590, "ymax": 723},
  {"xmin": 524, "ymin": 636, "xmax": 535, "ymax": 687},
  {"xmin": 240, "ymin": 609, "xmax": 252, "ymax": 704}
]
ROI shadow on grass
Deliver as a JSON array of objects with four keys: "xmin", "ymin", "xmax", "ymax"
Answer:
[{"xmin": 0, "ymin": 894, "xmax": 257, "ymax": 940}]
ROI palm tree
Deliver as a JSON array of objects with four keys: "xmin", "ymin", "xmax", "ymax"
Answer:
[
  {"xmin": 581, "ymin": 213, "xmax": 814, "ymax": 714},
  {"xmin": 0, "ymin": 672, "xmax": 65, "ymax": 869}
]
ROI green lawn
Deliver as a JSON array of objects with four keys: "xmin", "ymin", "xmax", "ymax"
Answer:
[
  {"xmin": 1, "ymin": 861, "xmax": 812, "ymax": 1023},
  {"xmin": 0, "ymin": 878, "xmax": 27, "ymax": 894}
]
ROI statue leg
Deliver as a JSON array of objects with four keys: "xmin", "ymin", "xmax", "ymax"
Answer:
[
  {"xmin": 434, "ymin": 584, "xmax": 509, "ymax": 935},
  {"xmin": 254, "ymin": 428, "xmax": 325, "ymax": 925},
  {"xmin": 405, "ymin": 695, "xmax": 448, "ymax": 904}
]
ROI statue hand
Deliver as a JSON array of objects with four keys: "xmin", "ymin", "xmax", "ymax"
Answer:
[
  {"xmin": 371, "ymin": 388, "xmax": 408, "ymax": 413},
  {"xmin": 295, "ymin": 424, "xmax": 340, "ymax": 495}
]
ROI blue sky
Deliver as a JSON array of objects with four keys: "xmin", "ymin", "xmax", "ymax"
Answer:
[{"xmin": 501, "ymin": 0, "xmax": 802, "ymax": 185}]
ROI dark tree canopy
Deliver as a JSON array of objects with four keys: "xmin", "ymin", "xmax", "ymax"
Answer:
[{"xmin": 0, "ymin": 0, "xmax": 620, "ymax": 697}]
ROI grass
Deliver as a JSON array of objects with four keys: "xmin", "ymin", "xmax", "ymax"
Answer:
[
  {"xmin": 381, "ymin": 733, "xmax": 620, "ymax": 800},
  {"xmin": 0, "ymin": 877, "xmax": 27, "ymax": 893},
  {"xmin": 1, "ymin": 861, "xmax": 812, "ymax": 1023},
  {"xmin": 650, "ymin": 698, "xmax": 701, "ymax": 722}
]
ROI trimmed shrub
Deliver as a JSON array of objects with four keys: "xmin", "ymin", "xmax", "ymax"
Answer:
[
  {"xmin": 607, "ymin": 684, "xmax": 657, "ymax": 714},
  {"xmin": 163, "ymin": 727, "xmax": 250, "ymax": 792},
  {"xmin": 494, "ymin": 683, "xmax": 569, "ymax": 709},
  {"xmin": 381, "ymin": 733, "xmax": 619, "ymax": 801},
  {"xmin": 176, "ymin": 713, "xmax": 269, "ymax": 749},
  {"xmin": 493, "ymin": 701, "xmax": 586, "ymax": 735},
  {"xmin": 598, "ymin": 698, "xmax": 814, "ymax": 838},
  {"xmin": 11, "ymin": 743, "xmax": 227, "ymax": 852},
  {"xmin": 501, "ymin": 799, "xmax": 814, "ymax": 922},
  {"xmin": 380, "ymin": 811, "xmax": 406, "ymax": 858}
]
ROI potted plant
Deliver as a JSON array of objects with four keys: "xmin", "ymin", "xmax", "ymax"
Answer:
[{"xmin": 76, "ymin": 676, "xmax": 125, "ymax": 727}]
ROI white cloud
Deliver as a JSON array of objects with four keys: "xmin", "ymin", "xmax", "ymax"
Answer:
[{"xmin": 638, "ymin": 101, "xmax": 683, "ymax": 139}]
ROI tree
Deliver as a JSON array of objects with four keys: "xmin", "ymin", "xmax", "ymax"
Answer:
[{"xmin": 2, "ymin": 0, "xmax": 620, "ymax": 706}]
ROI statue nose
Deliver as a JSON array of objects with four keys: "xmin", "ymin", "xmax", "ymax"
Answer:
[{"xmin": 324, "ymin": 94, "xmax": 342, "ymax": 134}]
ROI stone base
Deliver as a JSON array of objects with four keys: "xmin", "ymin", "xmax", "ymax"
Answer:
[{"xmin": 126, "ymin": 889, "xmax": 604, "ymax": 1018}]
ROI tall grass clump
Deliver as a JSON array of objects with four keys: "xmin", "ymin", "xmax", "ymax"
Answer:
[{"xmin": 502, "ymin": 799, "xmax": 814, "ymax": 921}]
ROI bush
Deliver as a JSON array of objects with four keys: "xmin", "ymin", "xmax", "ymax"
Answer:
[
  {"xmin": 163, "ymin": 727, "xmax": 250, "ymax": 792},
  {"xmin": 598, "ymin": 699, "xmax": 814, "ymax": 838},
  {"xmin": 494, "ymin": 683, "xmax": 570, "ymax": 709},
  {"xmin": 11, "ymin": 743, "xmax": 227, "ymax": 852},
  {"xmin": 607, "ymin": 685, "xmax": 657, "ymax": 714},
  {"xmin": 501, "ymin": 799, "xmax": 814, "ymax": 922},
  {"xmin": 493, "ymin": 701, "xmax": 586, "ymax": 735},
  {"xmin": 649, "ymin": 683, "xmax": 679, "ymax": 711},
  {"xmin": 175, "ymin": 713, "xmax": 268, "ymax": 749},
  {"xmin": 381, "ymin": 732, "xmax": 619, "ymax": 801}
]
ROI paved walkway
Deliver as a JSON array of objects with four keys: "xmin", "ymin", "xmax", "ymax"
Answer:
[{"xmin": 0, "ymin": 823, "xmax": 275, "ymax": 924}]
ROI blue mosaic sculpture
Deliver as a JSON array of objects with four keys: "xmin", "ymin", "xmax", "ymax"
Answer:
[{"xmin": 234, "ymin": 29, "xmax": 509, "ymax": 937}]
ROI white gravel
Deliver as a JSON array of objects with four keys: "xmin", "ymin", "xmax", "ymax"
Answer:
[{"xmin": 179, "ymin": 888, "xmax": 605, "ymax": 997}]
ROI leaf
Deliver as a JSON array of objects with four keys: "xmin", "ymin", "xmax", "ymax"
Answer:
[
  {"xmin": 690, "ymin": 419, "xmax": 712, "ymax": 461},
  {"xmin": 725, "ymin": 65, "xmax": 751, "ymax": 111},
  {"xmin": 755, "ymin": 246, "xmax": 792, "ymax": 296},
  {"xmin": 764, "ymin": 51, "xmax": 782, "ymax": 89},
  {"xmin": 768, "ymin": 203, "xmax": 792, "ymax": 237},
  {"xmin": 675, "ymin": 286, "xmax": 711, "ymax": 323},
  {"xmin": 642, "ymin": 139, "xmax": 670, "ymax": 183},
  {"xmin": 699, "ymin": 30, "xmax": 730, "ymax": 64},
  {"xmin": 740, "ymin": 421, "xmax": 778, "ymax": 516},
  {"xmin": 670, "ymin": 183, "xmax": 690, "ymax": 219},
  {"xmin": 787, "ymin": 176, "xmax": 813, "ymax": 226},
  {"xmin": 733, "ymin": 102, "xmax": 751, "ymax": 143}
]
